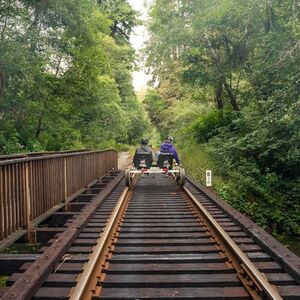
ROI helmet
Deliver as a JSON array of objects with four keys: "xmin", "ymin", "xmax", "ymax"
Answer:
[
  {"xmin": 141, "ymin": 138, "xmax": 149, "ymax": 145},
  {"xmin": 165, "ymin": 135, "xmax": 173, "ymax": 143}
]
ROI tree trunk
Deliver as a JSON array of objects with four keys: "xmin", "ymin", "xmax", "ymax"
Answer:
[
  {"xmin": 0, "ymin": 67, "xmax": 5, "ymax": 99},
  {"xmin": 223, "ymin": 80, "xmax": 240, "ymax": 111},
  {"xmin": 265, "ymin": 2, "xmax": 276, "ymax": 33},
  {"xmin": 29, "ymin": 1, "xmax": 48, "ymax": 52},
  {"xmin": 0, "ymin": 17, "xmax": 7, "ymax": 100},
  {"xmin": 35, "ymin": 115, "xmax": 43, "ymax": 139},
  {"xmin": 215, "ymin": 80, "xmax": 224, "ymax": 109}
]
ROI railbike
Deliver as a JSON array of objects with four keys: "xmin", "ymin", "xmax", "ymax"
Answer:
[{"xmin": 125, "ymin": 151, "xmax": 185, "ymax": 188}]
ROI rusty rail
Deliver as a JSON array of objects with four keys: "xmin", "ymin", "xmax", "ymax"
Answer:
[
  {"xmin": 69, "ymin": 186, "xmax": 131, "ymax": 300},
  {"xmin": 0, "ymin": 150, "xmax": 117, "ymax": 242},
  {"xmin": 183, "ymin": 186, "xmax": 282, "ymax": 300}
]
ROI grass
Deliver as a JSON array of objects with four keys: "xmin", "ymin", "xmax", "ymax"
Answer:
[
  {"xmin": 0, "ymin": 276, "xmax": 8, "ymax": 287},
  {"xmin": 0, "ymin": 243, "xmax": 41, "ymax": 254},
  {"xmin": 178, "ymin": 142, "xmax": 224, "ymax": 189}
]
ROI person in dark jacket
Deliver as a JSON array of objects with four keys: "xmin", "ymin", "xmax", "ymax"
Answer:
[
  {"xmin": 135, "ymin": 138, "xmax": 156, "ymax": 161},
  {"xmin": 159, "ymin": 136, "xmax": 180, "ymax": 164}
]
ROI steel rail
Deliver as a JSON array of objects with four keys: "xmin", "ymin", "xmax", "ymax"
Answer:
[
  {"xmin": 69, "ymin": 182, "xmax": 133, "ymax": 300},
  {"xmin": 183, "ymin": 186, "xmax": 282, "ymax": 300}
]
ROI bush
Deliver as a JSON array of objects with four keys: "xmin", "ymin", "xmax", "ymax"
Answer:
[
  {"xmin": 192, "ymin": 109, "xmax": 236, "ymax": 143},
  {"xmin": 205, "ymin": 101, "xmax": 300, "ymax": 235},
  {"xmin": 179, "ymin": 141, "xmax": 300, "ymax": 236}
]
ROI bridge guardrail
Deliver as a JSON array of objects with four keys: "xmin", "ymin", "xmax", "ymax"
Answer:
[
  {"xmin": 0, "ymin": 150, "xmax": 117, "ymax": 242},
  {"xmin": 0, "ymin": 149, "xmax": 90, "ymax": 161}
]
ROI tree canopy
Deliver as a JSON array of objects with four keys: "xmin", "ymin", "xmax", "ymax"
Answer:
[{"xmin": 0, "ymin": 0, "xmax": 148, "ymax": 152}]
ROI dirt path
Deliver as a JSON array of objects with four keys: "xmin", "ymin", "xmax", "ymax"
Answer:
[{"xmin": 118, "ymin": 151, "xmax": 132, "ymax": 170}]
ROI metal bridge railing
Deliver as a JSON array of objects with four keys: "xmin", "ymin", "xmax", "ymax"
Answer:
[{"xmin": 0, "ymin": 150, "xmax": 117, "ymax": 242}]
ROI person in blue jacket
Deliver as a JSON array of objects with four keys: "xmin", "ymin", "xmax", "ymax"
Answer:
[{"xmin": 159, "ymin": 135, "xmax": 180, "ymax": 164}]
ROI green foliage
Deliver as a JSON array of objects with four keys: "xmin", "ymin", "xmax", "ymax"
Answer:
[
  {"xmin": 192, "ymin": 110, "xmax": 236, "ymax": 143},
  {"xmin": 0, "ymin": 0, "xmax": 147, "ymax": 153},
  {"xmin": 144, "ymin": 0, "xmax": 300, "ymax": 237},
  {"xmin": 0, "ymin": 130, "xmax": 25, "ymax": 154},
  {"xmin": 0, "ymin": 243, "xmax": 41, "ymax": 254},
  {"xmin": 178, "ymin": 143, "xmax": 222, "ymax": 186},
  {"xmin": 207, "ymin": 100, "xmax": 300, "ymax": 235},
  {"xmin": 143, "ymin": 89, "xmax": 168, "ymax": 129},
  {"xmin": 181, "ymin": 142, "xmax": 300, "ymax": 236},
  {"xmin": 0, "ymin": 276, "xmax": 7, "ymax": 287},
  {"xmin": 98, "ymin": 0, "xmax": 139, "ymax": 43}
]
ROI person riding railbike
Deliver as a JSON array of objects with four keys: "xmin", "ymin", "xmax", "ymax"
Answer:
[
  {"xmin": 135, "ymin": 138, "xmax": 155, "ymax": 159},
  {"xmin": 133, "ymin": 138, "xmax": 155, "ymax": 169},
  {"xmin": 158, "ymin": 135, "xmax": 180, "ymax": 166}
]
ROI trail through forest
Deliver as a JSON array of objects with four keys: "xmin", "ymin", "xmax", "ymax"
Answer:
[{"xmin": 118, "ymin": 152, "xmax": 132, "ymax": 170}]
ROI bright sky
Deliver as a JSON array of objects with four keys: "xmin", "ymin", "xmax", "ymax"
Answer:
[{"xmin": 128, "ymin": 0, "xmax": 152, "ymax": 91}]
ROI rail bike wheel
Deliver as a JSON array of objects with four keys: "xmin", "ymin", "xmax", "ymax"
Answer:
[
  {"xmin": 177, "ymin": 167, "xmax": 185, "ymax": 186},
  {"xmin": 125, "ymin": 168, "xmax": 132, "ymax": 188}
]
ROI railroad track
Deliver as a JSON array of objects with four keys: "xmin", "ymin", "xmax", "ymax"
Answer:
[{"xmin": 1, "ymin": 172, "xmax": 300, "ymax": 299}]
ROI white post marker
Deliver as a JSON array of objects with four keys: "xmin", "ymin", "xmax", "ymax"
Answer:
[{"xmin": 206, "ymin": 170, "xmax": 212, "ymax": 187}]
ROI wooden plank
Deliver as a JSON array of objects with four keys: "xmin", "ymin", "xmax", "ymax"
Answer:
[
  {"xmin": 0, "ymin": 253, "xmax": 39, "ymax": 274},
  {"xmin": 113, "ymin": 245, "xmax": 220, "ymax": 254},
  {"xmin": 8, "ymin": 273, "xmax": 77, "ymax": 287},
  {"xmin": 106, "ymin": 263, "xmax": 233, "ymax": 274},
  {"xmin": 4, "ymin": 165, "xmax": 9, "ymax": 237},
  {"xmin": 33, "ymin": 287, "xmax": 71, "ymax": 300},
  {"xmin": 99, "ymin": 287, "xmax": 250, "ymax": 299},
  {"xmin": 265, "ymin": 273, "xmax": 296, "ymax": 285},
  {"xmin": 115, "ymin": 238, "xmax": 213, "ymax": 246},
  {"xmin": 11, "ymin": 164, "xmax": 16, "ymax": 233},
  {"xmin": 25, "ymin": 161, "xmax": 31, "ymax": 229},
  {"xmin": 108, "ymin": 253, "xmax": 225, "ymax": 264},
  {"xmin": 0, "ymin": 167, "xmax": 4, "ymax": 240},
  {"xmin": 102, "ymin": 273, "xmax": 241, "ymax": 287},
  {"xmin": 119, "ymin": 227, "xmax": 205, "ymax": 233},
  {"xmin": 278, "ymin": 286, "xmax": 300, "ymax": 298},
  {"xmin": 15, "ymin": 163, "xmax": 20, "ymax": 229},
  {"xmin": 121, "ymin": 222, "xmax": 201, "ymax": 227}
]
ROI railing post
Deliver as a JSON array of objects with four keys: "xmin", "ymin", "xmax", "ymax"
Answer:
[
  {"xmin": 64, "ymin": 157, "xmax": 70, "ymax": 211},
  {"xmin": 106, "ymin": 152, "xmax": 109, "ymax": 173},
  {"xmin": 24, "ymin": 161, "xmax": 30, "ymax": 229},
  {"xmin": 0, "ymin": 167, "xmax": 4, "ymax": 240},
  {"xmin": 24, "ymin": 161, "xmax": 36, "ymax": 243}
]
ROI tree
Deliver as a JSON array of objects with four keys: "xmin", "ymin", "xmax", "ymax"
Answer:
[
  {"xmin": 97, "ymin": 0, "xmax": 139, "ymax": 43},
  {"xmin": 0, "ymin": 0, "xmax": 147, "ymax": 153},
  {"xmin": 144, "ymin": 0, "xmax": 300, "ymax": 235}
]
